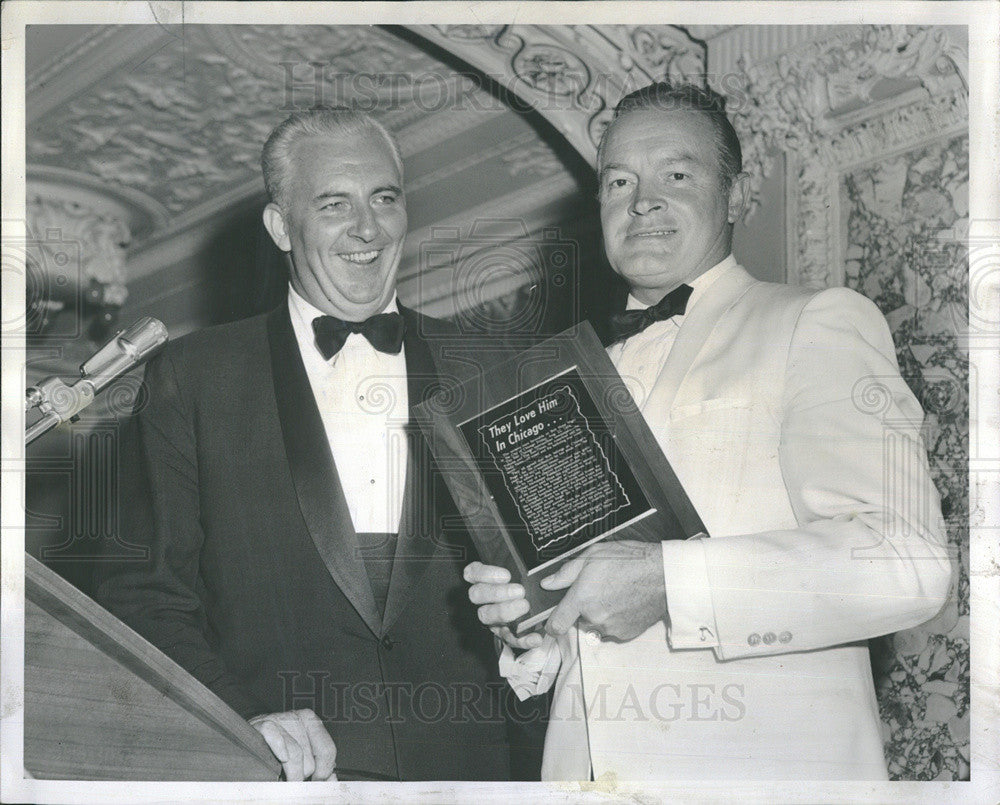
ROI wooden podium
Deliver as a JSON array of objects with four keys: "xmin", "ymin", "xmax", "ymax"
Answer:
[{"xmin": 24, "ymin": 553, "xmax": 280, "ymax": 780}]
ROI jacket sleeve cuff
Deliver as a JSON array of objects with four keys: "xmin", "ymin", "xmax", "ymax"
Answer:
[{"xmin": 662, "ymin": 537, "xmax": 720, "ymax": 650}]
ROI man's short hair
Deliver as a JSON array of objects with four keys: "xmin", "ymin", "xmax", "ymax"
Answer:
[
  {"xmin": 598, "ymin": 82, "xmax": 743, "ymax": 190},
  {"xmin": 261, "ymin": 106, "xmax": 404, "ymax": 208}
]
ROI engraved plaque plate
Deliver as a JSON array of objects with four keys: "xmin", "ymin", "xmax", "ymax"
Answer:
[{"xmin": 415, "ymin": 323, "xmax": 707, "ymax": 633}]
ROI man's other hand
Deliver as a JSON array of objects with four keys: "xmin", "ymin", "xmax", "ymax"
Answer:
[
  {"xmin": 541, "ymin": 540, "xmax": 666, "ymax": 641},
  {"xmin": 249, "ymin": 708, "xmax": 337, "ymax": 781},
  {"xmin": 464, "ymin": 562, "xmax": 544, "ymax": 651}
]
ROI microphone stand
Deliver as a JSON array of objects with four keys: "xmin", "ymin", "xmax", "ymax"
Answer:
[{"xmin": 25, "ymin": 317, "xmax": 169, "ymax": 446}]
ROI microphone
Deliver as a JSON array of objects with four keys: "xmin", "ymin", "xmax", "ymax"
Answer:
[
  {"xmin": 80, "ymin": 317, "xmax": 169, "ymax": 394},
  {"xmin": 25, "ymin": 317, "xmax": 169, "ymax": 446}
]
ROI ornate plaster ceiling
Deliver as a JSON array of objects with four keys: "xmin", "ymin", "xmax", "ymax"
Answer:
[{"xmin": 26, "ymin": 24, "xmax": 580, "ymax": 263}]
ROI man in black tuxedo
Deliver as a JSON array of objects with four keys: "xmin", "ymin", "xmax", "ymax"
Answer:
[{"xmin": 95, "ymin": 108, "xmax": 526, "ymax": 781}]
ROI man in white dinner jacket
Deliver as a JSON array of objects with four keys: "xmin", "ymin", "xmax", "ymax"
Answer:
[{"xmin": 464, "ymin": 81, "xmax": 952, "ymax": 781}]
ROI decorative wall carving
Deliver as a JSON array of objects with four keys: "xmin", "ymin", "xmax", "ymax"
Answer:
[
  {"xmin": 620, "ymin": 26, "xmax": 706, "ymax": 87},
  {"xmin": 23, "ymin": 188, "xmax": 132, "ymax": 341},
  {"xmin": 513, "ymin": 44, "xmax": 591, "ymax": 97},
  {"xmin": 778, "ymin": 86, "xmax": 962, "ymax": 290},
  {"xmin": 26, "ymin": 194, "xmax": 131, "ymax": 308},
  {"xmin": 726, "ymin": 25, "xmax": 967, "ymax": 288}
]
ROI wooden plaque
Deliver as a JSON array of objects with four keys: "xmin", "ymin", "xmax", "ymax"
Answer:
[{"xmin": 415, "ymin": 322, "xmax": 707, "ymax": 633}]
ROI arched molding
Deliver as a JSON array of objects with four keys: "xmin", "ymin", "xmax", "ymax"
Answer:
[{"xmin": 405, "ymin": 25, "xmax": 707, "ymax": 165}]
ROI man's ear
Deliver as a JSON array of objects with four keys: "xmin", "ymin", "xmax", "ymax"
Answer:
[
  {"xmin": 262, "ymin": 203, "xmax": 291, "ymax": 252},
  {"xmin": 727, "ymin": 172, "xmax": 751, "ymax": 225}
]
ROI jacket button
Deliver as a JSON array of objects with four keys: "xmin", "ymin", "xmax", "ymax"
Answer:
[
  {"xmin": 779, "ymin": 631, "xmax": 792, "ymax": 643},
  {"xmin": 762, "ymin": 632, "xmax": 776, "ymax": 645},
  {"xmin": 747, "ymin": 633, "xmax": 761, "ymax": 646},
  {"xmin": 381, "ymin": 635, "xmax": 395, "ymax": 650}
]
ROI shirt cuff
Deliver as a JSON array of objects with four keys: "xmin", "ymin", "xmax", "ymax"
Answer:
[
  {"xmin": 498, "ymin": 636, "xmax": 562, "ymax": 701},
  {"xmin": 662, "ymin": 537, "xmax": 720, "ymax": 649}
]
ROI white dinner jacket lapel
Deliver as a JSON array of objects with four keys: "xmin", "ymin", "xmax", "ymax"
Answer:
[{"xmin": 640, "ymin": 263, "xmax": 757, "ymax": 416}]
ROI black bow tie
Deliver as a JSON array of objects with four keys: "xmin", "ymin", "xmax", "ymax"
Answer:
[
  {"xmin": 312, "ymin": 312, "xmax": 405, "ymax": 360},
  {"xmin": 608, "ymin": 284, "xmax": 693, "ymax": 345}
]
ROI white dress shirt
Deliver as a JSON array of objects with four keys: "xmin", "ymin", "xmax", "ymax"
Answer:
[
  {"xmin": 500, "ymin": 255, "xmax": 737, "ymax": 694},
  {"xmin": 287, "ymin": 285, "xmax": 409, "ymax": 533}
]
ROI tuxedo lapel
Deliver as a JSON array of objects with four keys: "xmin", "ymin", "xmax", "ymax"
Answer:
[
  {"xmin": 266, "ymin": 304, "xmax": 382, "ymax": 636},
  {"xmin": 641, "ymin": 264, "xmax": 757, "ymax": 415},
  {"xmin": 382, "ymin": 305, "xmax": 451, "ymax": 633}
]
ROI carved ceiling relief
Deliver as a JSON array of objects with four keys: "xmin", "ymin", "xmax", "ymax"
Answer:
[
  {"xmin": 620, "ymin": 26, "xmax": 706, "ymax": 90},
  {"xmin": 425, "ymin": 25, "xmax": 706, "ymax": 161},
  {"xmin": 27, "ymin": 26, "xmax": 457, "ymax": 218}
]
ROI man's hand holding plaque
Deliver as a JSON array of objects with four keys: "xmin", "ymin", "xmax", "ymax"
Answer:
[
  {"xmin": 466, "ymin": 537, "xmax": 667, "ymax": 644},
  {"xmin": 464, "ymin": 563, "xmax": 545, "ymax": 651},
  {"xmin": 540, "ymin": 540, "xmax": 667, "ymax": 640}
]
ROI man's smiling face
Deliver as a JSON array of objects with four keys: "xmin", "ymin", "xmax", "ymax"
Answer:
[
  {"xmin": 265, "ymin": 131, "xmax": 407, "ymax": 320},
  {"xmin": 598, "ymin": 109, "xmax": 745, "ymax": 305}
]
